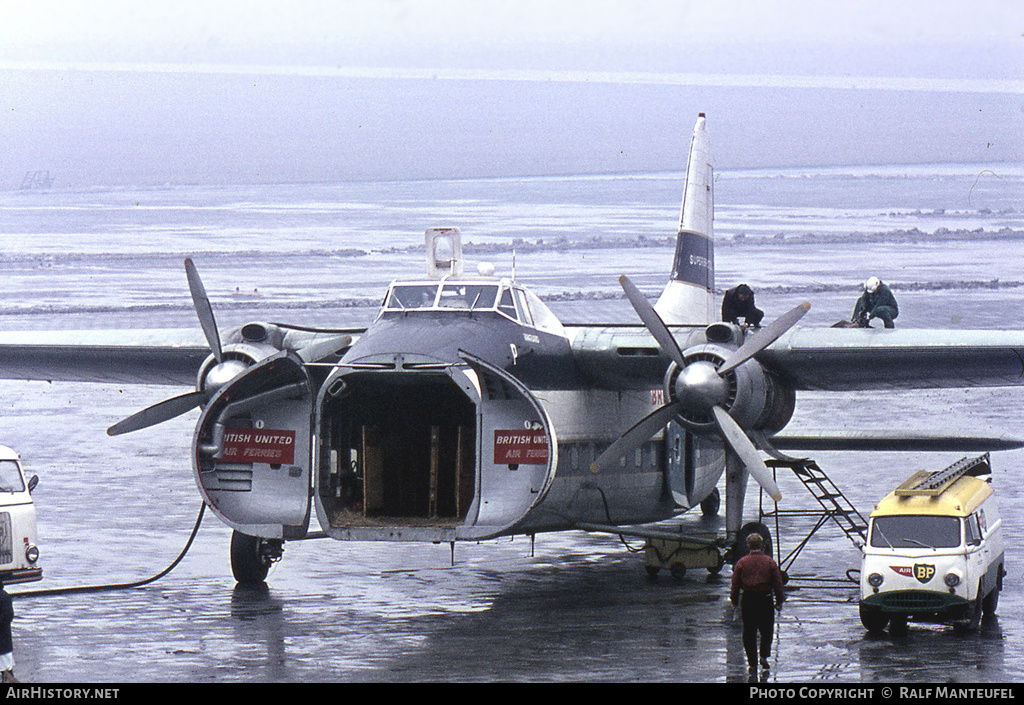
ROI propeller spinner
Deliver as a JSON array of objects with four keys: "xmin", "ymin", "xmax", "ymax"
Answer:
[{"xmin": 591, "ymin": 275, "xmax": 810, "ymax": 502}]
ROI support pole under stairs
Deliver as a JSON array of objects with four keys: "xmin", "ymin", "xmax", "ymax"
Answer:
[{"xmin": 759, "ymin": 458, "xmax": 869, "ymax": 576}]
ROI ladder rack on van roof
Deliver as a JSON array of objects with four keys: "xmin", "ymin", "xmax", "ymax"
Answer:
[{"xmin": 894, "ymin": 453, "xmax": 991, "ymax": 497}]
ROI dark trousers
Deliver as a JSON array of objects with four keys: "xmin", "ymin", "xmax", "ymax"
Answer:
[
  {"xmin": 870, "ymin": 306, "xmax": 897, "ymax": 328},
  {"xmin": 741, "ymin": 591, "xmax": 775, "ymax": 667}
]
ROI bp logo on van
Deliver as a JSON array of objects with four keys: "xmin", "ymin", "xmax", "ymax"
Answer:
[{"xmin": 914, "ymin": 564, "xmax": 936, "ymax": 583}]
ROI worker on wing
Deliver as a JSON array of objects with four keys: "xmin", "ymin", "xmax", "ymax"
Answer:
[
  {"xmin": 722, "ymin": 283, "xmax": 764, "ymax": 328},
  {"xmin": 852, "ymin": 277, "xmax": 898, "ymax": 328}
]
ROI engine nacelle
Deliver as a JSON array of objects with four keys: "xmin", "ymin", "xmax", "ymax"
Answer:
[
  {"xmin": 196, "ymin": 342, "xmax": 280, "ymax": 396},
  {"xmin": 666, "ymin": 343, "xmax": 795, "ymax": 436},
  {"xmin": 236, "ymin": 322, "xmax": 287, "ymax": 349}
]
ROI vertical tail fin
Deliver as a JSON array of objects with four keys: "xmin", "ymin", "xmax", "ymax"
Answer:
[{"xmin": 654, "ymin": 113, "xmax": 715, "ymax": 325}]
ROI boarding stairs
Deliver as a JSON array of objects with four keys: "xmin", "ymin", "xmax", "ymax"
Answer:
[{"xmin": 759, "ymin": 458, "xmax": 870, "ymax": 576}]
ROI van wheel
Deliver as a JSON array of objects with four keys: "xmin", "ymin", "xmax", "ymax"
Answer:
[
  {"xmin": 954, "ymin": 589, "xmax": 983, "ymax": 634},
  {"xmin": 859, "ymin": 604, "xmax": 889, "ymax": 634},
  {"xmin": 982, "ymin": 568, "xmax": 1002, "ymax": 615},
  {"xmin": 230, "ymin": 531, "xmax": 282, "ymax": 584}
]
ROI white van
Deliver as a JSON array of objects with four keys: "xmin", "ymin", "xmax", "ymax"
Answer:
[
  {"xmin": 0, "ymin": 446, "xmax": 41, "ymax": 585},
  {"xmin": 859, "ymin": 454, "xmax": 1003, "ymax": 633}
]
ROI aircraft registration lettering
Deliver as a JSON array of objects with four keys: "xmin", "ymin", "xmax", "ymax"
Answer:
[
  {"xmin": 494, "ymin": 430, "xmax": 548, "ymax": 465},
  {"xmin": 220, "ymin": 428, "xmax": 296, "ymax": 465}
]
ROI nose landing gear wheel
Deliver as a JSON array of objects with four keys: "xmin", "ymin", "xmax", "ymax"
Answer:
[{"xmin": 230, "ymin": 530, "xmax": 284, "ymax": 584}]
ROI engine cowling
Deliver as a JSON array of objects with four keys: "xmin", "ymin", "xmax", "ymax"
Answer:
[
  {"xmin": 665, "ymin": 343, "xmax": 795, "ymax": 436},
  {"xmin": 196, "ymin": 341, "xmax": 280, "ymax": 396}
]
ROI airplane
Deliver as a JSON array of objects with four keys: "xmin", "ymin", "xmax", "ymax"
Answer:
[{"xmin": 2, "ymin": 113, "xmax": 1023, "ymax": 584}]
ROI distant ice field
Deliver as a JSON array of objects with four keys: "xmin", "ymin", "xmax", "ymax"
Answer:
[{"xmin": 0, "ymin": 162, "xmax": 1019, "ymax": 331}]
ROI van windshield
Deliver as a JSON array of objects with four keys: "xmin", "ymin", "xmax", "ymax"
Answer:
[
  {"xmin": 870, "ymin": 515, "xmax": 961, "ymax": 549},
  {"xmin": 0, "ymin": 460, "xmax": 24, "ymax": 492}
]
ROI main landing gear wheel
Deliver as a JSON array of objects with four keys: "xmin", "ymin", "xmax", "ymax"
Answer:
[
  {"xmin": 729, "ymin": 521, "xmax": 787, "ymax": 583},
  {"xmin": 700, "ymin": 487, "xmax": 720, "ymax": 517},
  {"xmin": 230, "ymin": 530, "xmax": 284, "ymax": 584},
  {"xmin": 732, "ymin": 521, "xmax": 773, "ymax": 562}
]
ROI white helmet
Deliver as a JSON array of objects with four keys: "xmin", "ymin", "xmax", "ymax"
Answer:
[{"xmin": 864, "ymin": 276, "xmax": 881, "ymax": 293}]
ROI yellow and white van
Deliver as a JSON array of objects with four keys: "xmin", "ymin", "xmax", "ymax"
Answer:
[
  {"xmin": 859, "ymin": 454, "xmax": 1003, "ymax": 633},
  {"xmin": 0, "ymin": 446, "xmax": 41, "ymax": 585}
]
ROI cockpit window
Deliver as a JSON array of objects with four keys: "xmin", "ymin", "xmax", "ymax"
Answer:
[
  {"xmin": 387, "ymin": 285, "xmax": 438, "ymax": 309},
  {"xmin": 0, "ymin": 461, "xmax": 24, "ymax": 493},
  {"xmin": 381, "ymin": 282, "xmax": 564, "ymax": 338},
  {"xmin": 438, "ymin": 284, "xmax": 498, "ymax": 310},
  {"xmin": 513, "ymin": 289, "xmax": 533, "ymax": 325},
  {"xmin": 524, "ymin": 289, "xmax": 565, "ymax": 336},
  {"xmin": 870, "ymin": 515, "xmax": 962, "ymax": 549},
  {"xmin": 498, "ymin": 288, "xmax": 517, "ymax": 319}
]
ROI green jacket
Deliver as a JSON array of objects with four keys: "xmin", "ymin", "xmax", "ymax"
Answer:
[{"xmin": 853, "ymin": 283, "xmax": 898, "ymax": 319}]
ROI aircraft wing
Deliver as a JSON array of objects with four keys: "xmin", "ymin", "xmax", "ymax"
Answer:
[
  {"xmin": 570, "ymin": 325, "xmax": 1024, "ymax": 392},
  {"xmin": 759, "ymin": 327, "xmax": 1024, "ymax": 391},
  {"xmin": 0, "ymin": 329, "xmax": 209, "ymax": 385}
]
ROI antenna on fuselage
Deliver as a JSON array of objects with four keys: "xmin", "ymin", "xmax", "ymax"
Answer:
[{"xmin": 425, "ymin": 227, "xmax": 463, "ymax": 279}]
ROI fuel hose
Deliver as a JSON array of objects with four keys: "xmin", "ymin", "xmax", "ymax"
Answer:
[{"xmin": 10, "ymin": 504, "xmax": 205, "ymax": 598}]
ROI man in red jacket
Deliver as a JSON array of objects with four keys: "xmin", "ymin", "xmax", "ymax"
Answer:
[{"xmin": 730, "ymin": 533, "xmax": 786, "ymax": 674}]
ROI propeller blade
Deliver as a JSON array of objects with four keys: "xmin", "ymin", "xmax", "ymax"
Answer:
[
  {"xmin": 107, "ymin": 390, "xmax": 208, "ymax": 436},
  {"xmin": 591, "ymin": 403, "xmax": 682, "ymax": 473},
  {"xmin": 717, "ymin": 301, "xmax": 810, "ymax": 375},
  {"xmin": 619, "ymin": 275, "xmax": 686, "ymax": 369},
  {"xmin": 184, "ymin": 257, "xmax": 223, "ymax": 363},
  {"xmin": 296, "ymin": 334, "xmax": 352, "ymax": 363},
  {"xmin": 711, "ymin": 405, "xmax": 782, "ymax": 502}
]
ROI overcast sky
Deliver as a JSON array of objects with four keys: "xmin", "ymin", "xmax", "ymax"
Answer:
[{"xmin": 1, "ymin": 1, "xmax": 1021, "ymax": 186}]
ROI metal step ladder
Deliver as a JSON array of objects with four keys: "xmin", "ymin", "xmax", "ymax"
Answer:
[{"xmin": 759, "ymin": 458, "xmax": 870, "ymax": 576}]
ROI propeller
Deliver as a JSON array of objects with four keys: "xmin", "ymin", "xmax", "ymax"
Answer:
[
  {"xmin": 107, "ymin": 259, "xmax": 245, "ymax": 436},
  {"xmin": 591, "ymin": 276, "xmax": 811, "ymax": 502},
  {"xmin": 185, "ymin": 257, "xmax": 223, "ymax": 363}
]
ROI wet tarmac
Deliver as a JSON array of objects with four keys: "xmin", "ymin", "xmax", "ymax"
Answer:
[{"xmin": 0, "ymin": 374, "xmax": 1022, "ymax": 684}]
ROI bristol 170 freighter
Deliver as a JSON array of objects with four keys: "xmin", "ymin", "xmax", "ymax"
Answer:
[{"xmin": 2, "ymin": 115, "xmax": 1023, "ymax": 583}]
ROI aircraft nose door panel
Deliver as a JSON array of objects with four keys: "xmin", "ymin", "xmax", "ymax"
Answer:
[
  {"xmin": 193, "ymin": 351, "xmax": 313, "ymax": 539},
  {"xmin": 460, "ymin": 351, "xmax": 557, "ymax": 537}
]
